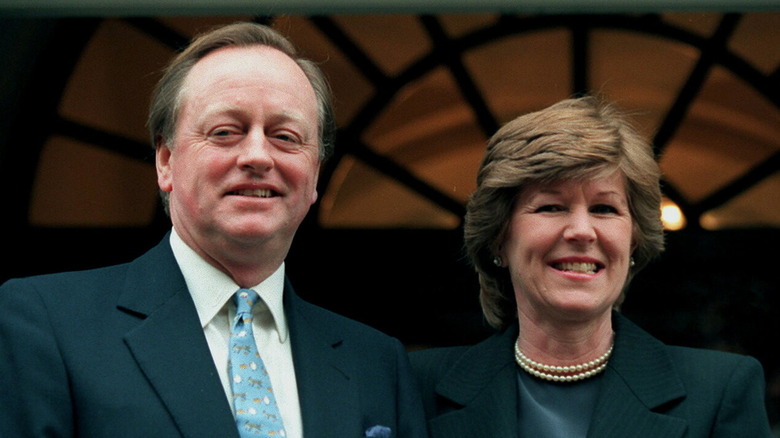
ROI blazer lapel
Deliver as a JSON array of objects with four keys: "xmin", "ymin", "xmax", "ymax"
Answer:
[
  {"xmin": 429, "ymin": 326, "xmax": 520, "ymax": 438},
  {"xmin": 117, "ymin": 237, "xmax": 238, "ymax": 438},
  {"xmin": 427, "ymin": 314, "xmax": 690, "ymax": 438},
  {"xmin": 587, "ymin": 313, "xmax": 688, "ymax": 438},
  {"xmin": 284, "ymin": 281, "xmax": 361, "ymax": 437}
]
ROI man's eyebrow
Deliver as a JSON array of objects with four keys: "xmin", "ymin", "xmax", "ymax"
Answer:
[{"xmin": 199, "ymin": 102, "xmax": 245, "ymax": 116}]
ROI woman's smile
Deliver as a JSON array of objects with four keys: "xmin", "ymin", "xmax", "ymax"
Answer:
[{"xmin": 500, "ymin": 173, "xmax": 634, "ymax": 320}]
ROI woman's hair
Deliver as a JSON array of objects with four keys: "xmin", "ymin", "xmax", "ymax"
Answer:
[
  {"xmin": 464, "ymin": 96, "xmax": 665, "ymax": 330},
  {"xmin": 147, "ymin": 21, "xmax": 336, "ymax": 162}
]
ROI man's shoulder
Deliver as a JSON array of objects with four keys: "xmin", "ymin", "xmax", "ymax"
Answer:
[
  {"xmin": 1, "ymin": 262, "xmax": 131, "ymax": 292},
  {"xmin": 0, "ymin": 264, "xmax": 134, "ymax": 328},
  {"xmin": 0, "ymin": 238, "xmax": 170, "ymax": 303},
  {"xmin": 291, "ymin": 294, "xmax": 396, "ymax": 342}
]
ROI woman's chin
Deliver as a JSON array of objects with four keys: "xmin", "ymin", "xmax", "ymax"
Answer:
[{"xmin": 543, "ymin": 298, "xmax": 613, "ymax": 322}]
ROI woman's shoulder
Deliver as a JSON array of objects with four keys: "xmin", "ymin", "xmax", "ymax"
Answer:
[
  {"xmin": 665, "ymin": 344, "xmax": 764, "ymax": 380},
  {"xmin": 410, "ymin": 325, "xmax": 518, "ymax": 382},
  {"xmin": 410, "ymin": 345, "xmax": 472, "ymax": 378},
  {"xmin": 616, "ymin": 313, "xmax": 765, "ymax": 384}
]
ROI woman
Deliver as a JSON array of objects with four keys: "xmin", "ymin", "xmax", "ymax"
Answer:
[{"xmin": 411, "ymin": 96, "xmax": 772, "ymax": 437}]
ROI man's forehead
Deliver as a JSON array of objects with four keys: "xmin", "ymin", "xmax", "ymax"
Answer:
[
  {"xmin": 192, "ymin": 46, "xmax": 293, "ymax": 79},
  {"xmin": 179, "ymin": 45, "xmax": 317, "ymax": 115}
]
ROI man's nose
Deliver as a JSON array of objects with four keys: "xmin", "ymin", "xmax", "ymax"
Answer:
[{"xmin": 237, "ymin": 130, "xmax": 274, "ymax": 172}]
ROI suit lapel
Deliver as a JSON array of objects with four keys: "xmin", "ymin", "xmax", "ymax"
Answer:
[
  {"xmin": 428, "ymin": 315, "xmax": 691, "ymax": 438},
  {"xmin": 118, "ymin": 237, "xmax": 238, "ymax": 438},
  {"xmin": 284, "ymin": 281, "xmax": 361, "ymax": 437},
  {"xmin": 430, "ymin": 326, "xmax": 519, "ymax": 438},
  {"xmin": 587, "ymin": 313, "xmax": 688, "ymax": 438}
]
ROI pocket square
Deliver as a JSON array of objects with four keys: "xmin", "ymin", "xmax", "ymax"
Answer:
[{"xmin": 364, "ymin": 425, "xmax": 392, "ymax": 437}]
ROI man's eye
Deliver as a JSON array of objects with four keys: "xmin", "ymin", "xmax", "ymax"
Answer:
[
  {"xmin": 275, "ymin": 134, "xmax": 299, "ymax": 143},
  {"xmin": 269, "ymin": 131, "xmax": 305, "ymax": 149},
  {"xmin": 208, "ymin": 127, "xmax": 240, "ymax": 139}
]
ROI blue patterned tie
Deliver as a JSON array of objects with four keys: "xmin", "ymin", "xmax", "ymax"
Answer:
[{"xmin": 230, "ymin": 289, "xmax": 286, "ymax": 437}]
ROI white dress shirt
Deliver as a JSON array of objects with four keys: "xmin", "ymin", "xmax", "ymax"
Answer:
[{"xmin": 169, "ymin": 229, "xmax": 303, "ymax": 438}]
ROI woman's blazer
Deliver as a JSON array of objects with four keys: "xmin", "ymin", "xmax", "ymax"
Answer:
[{"xmin": 411, "ymin": 312, "xmax": 773, "ymax": 438}]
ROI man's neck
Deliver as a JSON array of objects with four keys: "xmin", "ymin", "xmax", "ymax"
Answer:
[{"xmin": 172, "ymin": 226, "xmax": 288, "ymax": 288}]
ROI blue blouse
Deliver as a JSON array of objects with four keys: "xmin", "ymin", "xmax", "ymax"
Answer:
[{"xmin": 516, "ymin": 368, "xmax": 604, "ymax": 437}]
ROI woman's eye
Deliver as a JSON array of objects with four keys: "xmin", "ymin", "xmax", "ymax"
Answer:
[
  {"xmin": 591, "ymin": 204, "xmax": 618, "ymax": 214},
  {"xmin": 535, "ymin": 204, "xmax": 565, "ymax": 213}
]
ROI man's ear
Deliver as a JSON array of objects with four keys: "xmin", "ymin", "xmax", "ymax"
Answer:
[
  {"xmin": 309, "ymin": 166, "xmax": 320, "ymax": 206},
  {"xmin": 156, "ymin": 140, "xmax": 173, "ymax": 193}
]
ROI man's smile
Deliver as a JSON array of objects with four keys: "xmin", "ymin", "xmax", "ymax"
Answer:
[{"xmin": 227, "ymin": 188, "xmax": 277, "ymax": 198}]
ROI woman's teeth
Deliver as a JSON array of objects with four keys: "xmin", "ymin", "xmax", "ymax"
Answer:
[{"xmin": 554, "ymin": 262, "xmax": 598, "ymax": 274}]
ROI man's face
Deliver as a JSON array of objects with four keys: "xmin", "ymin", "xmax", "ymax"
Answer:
[{"xmin": 156, "ymin": 45, "xmax": 320, "ymax": 261}]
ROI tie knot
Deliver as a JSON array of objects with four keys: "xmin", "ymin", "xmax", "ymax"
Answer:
[{"xmin": 234, "ymin": 289, "xmax": 259, "ymax": 317}]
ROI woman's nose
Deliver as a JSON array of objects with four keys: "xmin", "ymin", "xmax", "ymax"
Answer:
[{"xmin": 563, "ymin": 208, "xmax": 597, "ymax": 243}]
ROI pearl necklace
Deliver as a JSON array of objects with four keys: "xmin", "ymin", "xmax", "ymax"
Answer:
[{"xmin": 514, "ymin": 338, "xmax": 613, "ymax": 383}]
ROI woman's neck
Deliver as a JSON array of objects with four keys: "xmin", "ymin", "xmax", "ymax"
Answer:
[{"xmin": 516, "ymin": 310, "xmax": 614, "ymax": 366}]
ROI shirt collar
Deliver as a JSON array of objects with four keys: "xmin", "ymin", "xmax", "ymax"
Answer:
[{"xmin": 169, "ymin": 228, "xmax": 289, "ymax": 342}]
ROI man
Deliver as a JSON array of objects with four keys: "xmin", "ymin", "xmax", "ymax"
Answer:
[{"xmin": 0, "ymin": 22, "xmax": 427, "ymax": 438}]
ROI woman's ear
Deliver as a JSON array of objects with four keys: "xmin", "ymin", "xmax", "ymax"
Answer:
[
  {"xmin": 492, "ymin": 243, "xmax": 506, "ymax": 267},
  {"xmin": 630, "ymin": 222, "xmax": 641, "ymax": 253}
]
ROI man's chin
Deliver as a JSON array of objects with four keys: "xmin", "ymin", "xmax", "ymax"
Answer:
[{"xmin": 219, "ymin": 221, "xmax": 295, "ymax": 243}]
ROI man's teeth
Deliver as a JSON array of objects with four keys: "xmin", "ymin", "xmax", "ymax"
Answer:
[
  {"xmin": 555, "ymin": 262, "xmax": 598, "ymax": 274},
  {"xmin": 233, "ymin": 189, "xmax": 273, "ymax": 197}
]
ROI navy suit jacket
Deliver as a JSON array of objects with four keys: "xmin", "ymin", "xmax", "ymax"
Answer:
[
  {"xmin": 0, "ymin": 236, "xmax": 427, "ymax": 438},
  {"xmin": 411, "ymin": 313, "xmax": 772, "ymax": 438}
]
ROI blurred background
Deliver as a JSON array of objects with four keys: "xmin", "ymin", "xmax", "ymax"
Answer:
[{"xmin": 1, "ymin": 0, "xmax": 778, "ymax": 430}]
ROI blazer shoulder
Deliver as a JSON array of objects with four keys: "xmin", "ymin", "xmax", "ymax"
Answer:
[
  {"xmin": 411, "ymin": 325, "xmax": 515, "ymax": 383},
  {"xmin": 662, "ymin": 345, "xmax": 771, "ymax": 435},
  {"xmin": 409, "ymin": 346, "xmax": 473, "ymax": 416},
  {"xmin": 410, "ymin": 346, "xmax": 471, "ymax": 379},
  {"xmin": 665, "ymin": 344, "xmax": 766, "ymax": 383},
  {"xmin": 410, "ymin": 326, "xmax": 515, "ymax": 402},
  {"xmin": 0, "ymin": 236, "xmax": 174, "ymax": 310},
  {"xmin": 1, "ymin": 262, "xmax": 131, "ymax": 303},
  {"xmin": 286, "ymin": 288, "xmax": 402, "ymax": 350}
]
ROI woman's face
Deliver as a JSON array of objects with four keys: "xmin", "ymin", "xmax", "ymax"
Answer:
[{"xmin": 500, "ymin": 172, "xmax": 634, "ymax": 324}]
